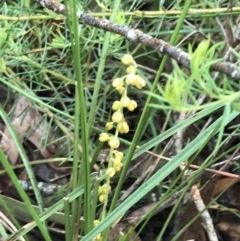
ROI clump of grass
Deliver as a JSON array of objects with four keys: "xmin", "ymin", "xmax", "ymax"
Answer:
[{"xmin": 1, "ymin": 0, "xmax": 240, "ymax": 241}]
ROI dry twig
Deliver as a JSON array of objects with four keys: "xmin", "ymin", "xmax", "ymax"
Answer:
[{"xmin": 191, "ymin": 185, "xmax": 218, "ymax": 241}]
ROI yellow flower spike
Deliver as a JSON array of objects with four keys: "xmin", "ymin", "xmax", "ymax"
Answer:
[
  {"xmin": 112, "ymin": 100, "xmax": 121, "ymax": 110},
  {"xmin": 108, "ymin": 137, "xmax": 120, "ymax": 149},
  {"xmin": 127, "ymin": 100, "xmax": 137, "ymax": 111},
  {"xmin": 106, "ymin": 167, "xmax": 116, "ymax": 177},
  {"xmin": 106, "ymin": 122, "xmax": 114, "ymax": 130},
  {"xmin": 121, "ymin": 54, "xmax": 134, "ymax": 65},
  {"xmin": 126, "ymin": 66, "xmax": 137, "ymax": 74},
  {"xmin": 125, "ymin": 73, "xmax": 137, "ymax": 85},
  {"xmin": 112, "ymin": 78, "xmax": 123, "ymax": 88},
  {"xmin": 121, "ymin": 96, "xmax": 131, "ymax": 107},
  {"xmin": 99, "ymin": 133, "xmax": 110, "ymax": 142},
  {"xmin": 112, "ymin": 112, "xmax": 124, "ymax": 123}
]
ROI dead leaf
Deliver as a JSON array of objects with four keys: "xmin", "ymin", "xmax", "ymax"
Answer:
[
  {"xmin": 0, "ymin": 95, "xmax": 56, "ymax": 165},
  {"xmin": 212, "ymin": 177, "xmax": 239, "ymax": 197},
  {"xmin": 218, "ymin": 222, "xmax": 240, "ymax": 240}
]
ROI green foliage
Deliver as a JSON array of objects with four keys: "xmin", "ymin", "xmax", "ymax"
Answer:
[
  {"xmin": 48, "ymin": 27, "xmax": 71, "ymax": 49},
  {"xmin": 149, "ymin": 40, "xmax": 240, "ymax": 113},
  {"xmin": 163, "ymin": 65, "xmax": 187, "ymax": 110},
  {"xmin": 190, "ymin": 36, "xmax": 211, "ymax": 74},
  {"xmin": 1, "ymin": 0, "xmax": 240, "ymax": 241}
]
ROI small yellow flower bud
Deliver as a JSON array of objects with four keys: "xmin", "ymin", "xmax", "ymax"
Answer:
[
  {"xmin": 93, "ymin": 234, "xmax": 102, "ymax": 241},
  {"xmin": 94, "ymin": 220, "xmax": 100, "ymax": 227},
  {"xmin": 99, "ymin": 133, "xmax": 110, "ymax": 142},
  {"xmin": 126, "ymin": 66, "xmax": 137, "ymax": 74},
  {"xmin": 122, "ymin": 122, "xmax": 129, "ymax": 133},
  {"xmin": 127, "ymin": 100, "xmax": 137, "ymax": 111},
  {"xmin": 106, "ymin": 167, "xmax": 116, "ymax": 177},
  {"xmin": 116, "ymin": 151, "xmax": 124, "ymax": 158},
  {"xmin": 121, "ymin": 54, "xmax": 134, "ymax": 65},
  {"xmin": 106, "ymin": 184, "xmax": 111, "ymax": 192},
  {"xmin": 134, "ymin": 82, "xmax": 143, "ymax": 89},
  {"xmin": 108, "ymin": 137, "xmax": 120, "ymax": 149},
  {"xmin": 121, "ymin": 96, "xmax": 131, "ymax": 107},
  {"xmin": 112, "ymin": 78, "xmax": 123, "ymax": 88},
  {"xmin": 117, "ymin": 121, "xmax": 129, "ymax": 134},
  {"xmin": 98, "ymin": 184, "xmax": 111, "ymax": 195},
  {"xmin": 103, "ymin": 184, "xmax": 111, "ymax": 194},
  {"xmin": 114, "ymin": 156, "xmax": 123, "ymax": 164},
  {"xmin": 114, "ymin": 155, "xmax": 122, "ymax": 167},
  {"xmin": 112, "ymin": 101, "xmax": 121, "ymax": 110},
  {"xmin": 114, "ymin": 162, "xmax": 123, "ymax": 172},
  {"xmin": 112, "ymin": 112, "xmax": 124, "ymax": 123},
  {"xmin": 136, "ymin": 75, "xmax": 146, "ymax": 87},
  {"xmin": 125, "ymin": 73, "xmax": 137, "ymax": 85},
  {"xmin": 98, "ymin": 186, "xmax": 103, "ymax": 195},
  {"xmin": 106, "ymin": 122, "xmax": 114, "ymax": 130},
  {"xmin": 99, "ymin": 194, "xmax": 105, "ymax": 203},
  {"xmin": 117, "ymin": 86, "xmax": 125, "ymax": 94}
]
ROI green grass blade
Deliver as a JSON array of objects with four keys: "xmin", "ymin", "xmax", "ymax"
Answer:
[
  {"xmin": 0, "ymin": 148, "xmax": 51, "ymax": 241},
  {"xmin": 66, "ymin": 0, "xmax": 91, "ymax": 233}
]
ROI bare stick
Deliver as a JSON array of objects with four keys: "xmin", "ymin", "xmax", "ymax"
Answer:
[{"xmin": 191, "ymin": 185, "xmax": 218, "ymax": 241}]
